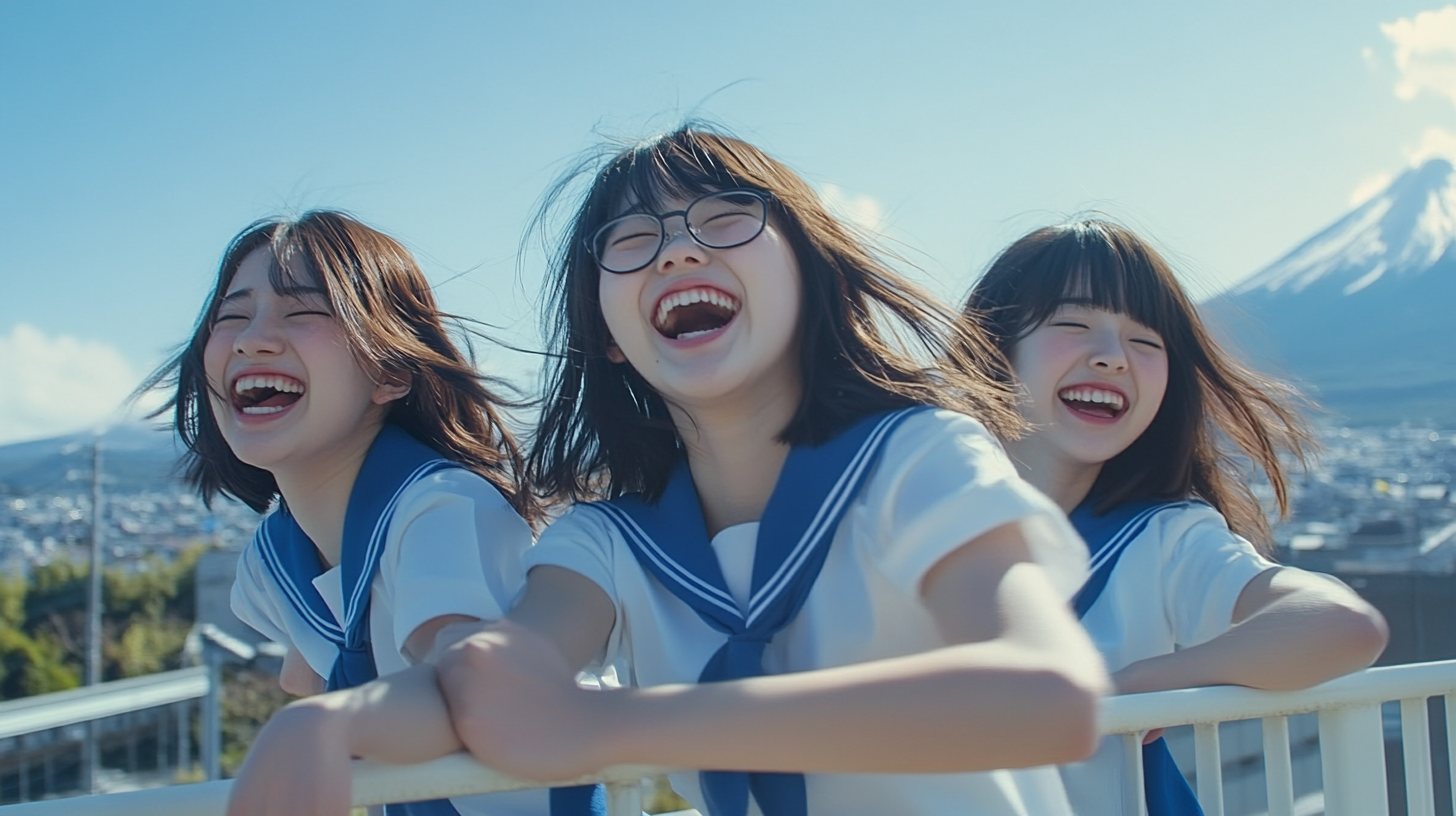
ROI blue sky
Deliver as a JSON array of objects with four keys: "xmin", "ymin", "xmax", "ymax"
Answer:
[{"xmin": 3, "ymin": 1, "xmax": 1454, "ymax": 443}]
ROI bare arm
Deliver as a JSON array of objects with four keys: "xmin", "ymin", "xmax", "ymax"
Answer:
[
  {"xmin": 226, "ymin": 664, "xmax": 464, "ymax": 816},
  {"xmin": 438, "ymin": 518, "xmax": 1109, "ymax": 782},
  {"xmin": 1114, "ymin": 567, "xmax": 1389, "ymax": 694},
  {"xmin": 279, "ymin": 647, "xmax": 325, "ymax": 697}
]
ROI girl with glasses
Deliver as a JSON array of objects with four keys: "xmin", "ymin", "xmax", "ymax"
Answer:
[
  {"xmin": 152, "ymin": 211, "xmax": 599, "ymax": 816},
  {"xmin": 226, "ymin": 128, "xmax": 1108, "ymax": 816},
  {"xmin": 963, "ymin": 219, "xmax": 1389, "ymax": 816}
]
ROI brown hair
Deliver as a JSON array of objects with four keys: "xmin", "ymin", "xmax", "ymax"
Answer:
[
  {"xmin": 964, "ymin": 219, "xmax": 1313, "ymax": 548},
  {"xmin": 529, "ymin": 125, "xmax": 1024, "ymax": 502},
  {"xmin": 144, "ymin": 211, "xmax": 543, "ymax": 525}
]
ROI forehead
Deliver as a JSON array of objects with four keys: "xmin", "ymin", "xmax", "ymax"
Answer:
[
  {"xmin": 223, "ymin": 246, "xmax": 322, "ymax": 298},
  {"xmin": 1049, "ymin": 300, "xmax": 1160, "ymax": 330}
]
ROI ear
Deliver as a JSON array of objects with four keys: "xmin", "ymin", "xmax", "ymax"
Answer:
[
  {"xmin": 372, "ymin": 373, "xmax": 412, "ymax": 405},
  {"xmin": 604, "ymin": 333, "xmax": 627, "ymax": 364}
]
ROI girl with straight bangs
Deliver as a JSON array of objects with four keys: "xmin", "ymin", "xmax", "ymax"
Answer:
[
  {"xmin": 153, "ymin": 211, "xmax": 601, "ymax": 816},
  {"xmin": 964, "ymin": 219, "xmax": 1388, "ymax": 816},
  {"xmin": 226, "ymin": 128, "xmax": 1108, "ymax": 816}
]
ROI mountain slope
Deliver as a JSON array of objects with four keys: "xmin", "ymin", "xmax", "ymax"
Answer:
[
  {"xmin": 0, "ymin": 423, "xmax": 185, "ymax": 494},
  {"xmin": 1211, "ymin": 159, "xmax": 1456, "ymax": 424}
]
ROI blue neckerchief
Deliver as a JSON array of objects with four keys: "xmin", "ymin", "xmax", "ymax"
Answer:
[
  {"xmin": 253, "ymin": 423, "xmax": 459, "ymax": 690},
  {"xmin": 1070, "ymin": 497, "xmax": 1206, "ymax": 816},
  {"xmin": 251, "ymin": 424, "xmax": 602, "ymax": 816},
  {"xmin": 587, "ymin": 407, "xmax": 927, "ymax": 816}
]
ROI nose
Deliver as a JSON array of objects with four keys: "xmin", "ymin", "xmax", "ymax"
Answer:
[
  {"xmin": 1088, "ymin": 329, "xmax": 1129, "ymax": 373},
  {"xmin": 232, "ymin": 313, "xmax": 284, "ymax": 358},
  {"xmin": 655, "ymin": 215, "xmax": 707, "ymax": 272}
]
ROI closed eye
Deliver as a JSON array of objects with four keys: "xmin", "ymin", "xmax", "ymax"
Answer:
[
  {"xmin": 1131, "ymin": 338, "xmax": 1164, "ymax": 350},
  {"xmin": 287, "ymin": 310, "xmax": 332, "ymax": 318},
  {"xmin": 1049, "ymin": 320, "xmax": 1089, "ymax": 330},
  {"xmin": 212, "ymin": 313, "xmax": 246, "ymax": 326}
]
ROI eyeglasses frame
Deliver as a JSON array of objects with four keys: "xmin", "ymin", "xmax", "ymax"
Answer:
[{"xmin": 585, "ymin": 188, "xmax": 775, "ymax": 274}]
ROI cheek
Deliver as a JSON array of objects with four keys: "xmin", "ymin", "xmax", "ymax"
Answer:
[
  {"xmin": 202, "ymin": 331, "xmax": 231, "ymax": 387},
  {"xmin": 1144, "ymin": 358, "xmax": 1170, "ymax": 411},
  {"xmin": 1009, "ymin": 334, "xmax": 1070, "ymax": 389},
  {"xmin": 597, "ymin": 275, "xmax": 643, "ymax": 347}
]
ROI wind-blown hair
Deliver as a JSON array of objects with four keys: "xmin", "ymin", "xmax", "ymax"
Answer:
[
  {"xmin": 143, "ymin": 210, "xmax": 542, "ymax": 525},
  {"xmin": 529, "ymin": 125, "xmax": 1023, "ymax": 502},
  {"xmin": 964, "ymin": 219, "xmax": 1313, "ymax": 548}
]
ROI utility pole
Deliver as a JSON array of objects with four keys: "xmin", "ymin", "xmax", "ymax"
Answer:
[{"xmin": 85, "ymin": 435, "xmax": 104, "ymax": 792}]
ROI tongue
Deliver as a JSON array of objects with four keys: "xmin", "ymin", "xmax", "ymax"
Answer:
[
  {"xmin": 254, "ymin": 390, "xmax": 301, "ymax": 409},
  {"xmin": 1064, "ymin": 399, "xmax": 1117, "ymax": 419}
]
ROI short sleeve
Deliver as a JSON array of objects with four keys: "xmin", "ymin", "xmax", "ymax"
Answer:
[
  {"xmin": 1162, "ymin": 508, "xmax": 1277, "ymax": 648},
  {"xmin": 862, "ymin": 410, "xmax": 1088, "ymax": 599},
  {"xmin": 380, "ymin": 470, "xmax": 533, "ymax": 661},
  {"xmin": 521, "ymin": 506, "xmax": 622, "ymax": 668},
  {"xmin": 522, "ymin": 505, "xmax": 619, "ymax": 604},
  {"xmin": 230, "ymin": 545, "xmax": 290, "ymax": 646}
]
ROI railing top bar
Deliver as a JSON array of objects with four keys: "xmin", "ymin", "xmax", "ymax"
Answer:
[
  {"xmin": 0, "ymin": 756, "xmax": 674, "ymax": 816},
  {"xmin": 1102, "ymin": 659, "xmax": 1456, "ymax": 733},
  {"xmin": 0, "ymin": 666, "xmax": 209, "ymax": 740},
  {"xmin": 9, "ymin": 660, "xmax": 1456, "ymax": 815},
  {"xmin": 0, "ymin": 667, "xmax": 208, "ymax": 715}
]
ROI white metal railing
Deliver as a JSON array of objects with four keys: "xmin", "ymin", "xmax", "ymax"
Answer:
[
  {"xmin": 3, "ymin": 659, "xmax": 1456, "ymax": 816},
  {"xmin": 0, "ymin": 667, "xmax": 207, "ymax": 740},
  {"xmin": 1101, "ymin": 659, "xmax": 1456, "ymax": 816}
]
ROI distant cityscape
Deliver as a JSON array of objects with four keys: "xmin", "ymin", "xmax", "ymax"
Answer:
[
  {"xmin": 1274, "ymin": 424, "xmax": 1456, "ymax": 575},
  {"xmin": 0, "ymin": 422, "xmax": 1453, "ymax": 578},
  {"xmin": 0, "ymin": 488, "xmax": 260, "ymax": 577}
]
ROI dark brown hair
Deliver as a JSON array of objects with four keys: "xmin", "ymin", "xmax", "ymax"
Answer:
[
  {"xmin": 144, "ymin": 211, "xmax": 542, "ymax": 525},
  {"xmin": 964, "ymin": 219, "xmax": 1313, "ymax": 548},
  {"xmin": 529, "ymin": 125, "xmax": 1024, "ymax": 502}
]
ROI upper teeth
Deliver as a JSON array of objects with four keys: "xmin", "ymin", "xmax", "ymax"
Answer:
[
  {"xmin": 1059, "ymin": 387, "xmax": 1125, "ymax": 409},
  {"xmin": 234, "ymin": 375, "xmax": 304, "ymax": 394},
  {"xmin": 655, "ymin": 287, "xmax": 740, "ymax": 328}
]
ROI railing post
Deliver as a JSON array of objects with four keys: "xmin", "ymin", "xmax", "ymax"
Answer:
[
  {"xmin": 175, "ymin": 701, "xmax": 190, "ymax": 776},
  {"xmin": 1121, "ymin": 733, "xmax": 1147, "ymax": 816},
  {"xmin": 84, "ymin": 720, "xmax": 99, "ymax": 793},
  {"xmin": 604, "ymin": 778, "xmax": 642, "ymax": 816},
  {"xmin": 1446, "ymin": 693, "xmax": 1456, "ymax": 811},
  {"xmin": 1319, "ymin": 704, "xmax": 1389, "ymax": 816},
  {"xmin": 1261, "ymin": 716, "xmax": 1295, "ymax": 816},
  {"xmin": 1193, "ymin": 723, "xmax": 1223, "ymax": 816},
  {"xmin": 1402, "ymin": 697, "xmax": 1436, "ymax": 816},
  {"xmin": 202, "ymin": 653, "xmax": 222, "ymax": 781}
]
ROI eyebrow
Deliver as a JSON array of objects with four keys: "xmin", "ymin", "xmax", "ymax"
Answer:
[{"xmin": 219, "ymin": 285, "xmax": 329, "ymax": 304}]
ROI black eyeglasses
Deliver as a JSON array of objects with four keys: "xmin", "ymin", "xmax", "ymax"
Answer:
[{"xmin": 587, "ymin": 189, "xmax": 772, "ymax": 274}]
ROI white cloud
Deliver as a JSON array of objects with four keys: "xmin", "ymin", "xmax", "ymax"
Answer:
[
  {"xmin": 819, "ymin": 183, "xmax": 886, "ymax": 232},
  {"xmin": 1382, "ymin": 7, "xmax": 1456, "ymax": 105},
  {"xmin": 1349, "ymin": 171, "xmax": 1394, "ymax": 206},
  {"xmin": 0, "ymin": 324, "xmax": 144, "ymax": 445},
  {"xmin": 1406, "ymin": 124, "xmax": 1456, "ymax": 164}
]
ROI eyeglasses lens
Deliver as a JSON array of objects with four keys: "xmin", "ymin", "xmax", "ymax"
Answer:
[
  {"xmin": 594, "ymin": 215, "xmax": 662, "ymax": 274},
  {"xmin": 687, "ymin": 192, "xmax": 766, "ymax": 249},
  {"xmin": 593, "ymin": 191, "xmax": 767, "ymax": 273}
]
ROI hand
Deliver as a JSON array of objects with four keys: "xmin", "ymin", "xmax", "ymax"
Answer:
[
  {"xmin": 226, "ymin": 700, "xmax": 353, "ymax": 816},
  {"xmin": 436, "ymin": 619, "xmax": 616, "ymax": 781}
]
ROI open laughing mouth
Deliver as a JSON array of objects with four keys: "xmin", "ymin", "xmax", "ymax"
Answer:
[
  {"xmin": 653, "ymin": 287, "xmax": 741, "ymax": 340},
  {"xmin": 232, "ymin": 374, "xmax": 305, "ymax": 416},
  {"xmin": 1058, "ymin": 386, "xmax": 1126, "ymax": 420}
]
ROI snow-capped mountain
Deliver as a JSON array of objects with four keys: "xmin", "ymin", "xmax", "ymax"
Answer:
[{"xmin": 1211, "ymin": 158, "xmax": 1456, "ymax": 424}]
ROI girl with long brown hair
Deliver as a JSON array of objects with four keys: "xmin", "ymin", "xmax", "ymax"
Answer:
[
  {"xmin": 151, "ymin": 210, "xmax": 597, "ymax": 816},
  {"xmin": 225, "ymin": 128, "xmax": 1108, "ymax": 816},
  {"xmin": 964, "ymin": 218, "xmax": 1388, "ymax": 816}
]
